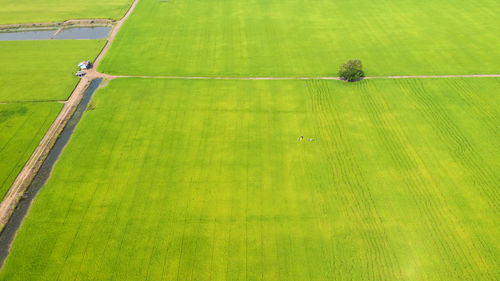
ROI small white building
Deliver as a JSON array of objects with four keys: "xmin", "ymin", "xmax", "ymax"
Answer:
[{"xmin": 78, "ymin": 61, "xmax": 91, "ymax": 70}]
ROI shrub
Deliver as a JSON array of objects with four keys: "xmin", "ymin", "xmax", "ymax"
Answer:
[
  {"xmin": 86, "ymin": 100, "xmax": 97, "ymax": 111},
  {"xmin": 338, "ymin": 59, "xmax": 364, "ymax": 82}
]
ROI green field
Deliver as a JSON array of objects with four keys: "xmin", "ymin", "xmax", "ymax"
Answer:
[
  {"xmin": 1, "ymin": 78, "xmax": 498, "ymax": 280},
  {"xmin": 0, "ymin": 102, "xmax": 62, "ymax": 200},
  {"xmin": 99, "ymin": 0, "xmax": 500, "ymax": 76},
  {"xmin": 0, "ymin": 0, "xmax": 132, "ymax": 24},
  {"xmin": 0, "ymin": 40, "xmax": 105, "ymax": 102}
]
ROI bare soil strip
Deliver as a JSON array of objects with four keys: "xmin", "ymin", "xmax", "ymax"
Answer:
[
  {"xmin": 98, "ymin": 74, "xmax": 500, "ymax": 80},
  {"xmin": 366, "ymin": 74, "xmax": 500, "ymax": 79},
  {"xmin": 52, "ymin": 28, "xmax": 63, "ymax": 37},
  {"xmin": 93, "ymin": 0, "xmax": 139, "ymax": 67},
  {"xmin": 0, "ymin": 0, "xmax": 140, "ymax": 232},
  {"xmin": 0, "ymin": 19, "xmax": 112, "ymax": 32}
]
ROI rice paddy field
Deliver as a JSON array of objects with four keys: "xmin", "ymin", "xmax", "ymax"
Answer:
[
  {"xmin": 0, "ymin": 0, "xmax": 133, "ymax": 24},
  {"xmin": 99, "ymin": 0, "xmax": 500, "ymax": 76},
  {"xmin": 1, "ymin": 0, "xmax": 500, "ymax": 279},
  {"xmin": 0, "ymin": 40, "xmax": 105, "ymax": 102},
  {"xmin": 1, "ymin": 78, "xmax": 498, "ymax": 280},
  {"xmin": 0, "ymin": 102, "xmax": 62, "ymax": 200}
]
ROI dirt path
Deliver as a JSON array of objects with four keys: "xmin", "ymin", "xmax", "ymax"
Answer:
[
  {"xmin": 0, "ymin": 0, "xmax": 140, "ymax": 231},
  {"xmin": 0, "ymin": 101, "xmax": 66, "ymax": 104},
  {"xmin": 96, "ymin": 73, "xmax": 500, "ymax": 80},
  {"xmin": 0, "ymin": 19, "xmax": 113, "ymax": 32},
  {"xmin": 52, "ymin": 28, "xmax": 63, "ymax": 37},
  {"xmin": 92, "ymin": 0, "xmax": 138, "ymax": 68},
  {"xmin": 366, "ymin": 74, "xmax": 500, "ymax": 79}
]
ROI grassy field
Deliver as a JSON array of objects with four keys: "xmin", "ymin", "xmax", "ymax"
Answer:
[
  {"xmin": 99, "ymin": 0, "xmax": 500, "ymax": 77},
  {"xmin": 0, "ymin": 102, "xmax": 62, "ymax": 200},
  {"xmin": 0, "ymin": 40, "xmax": 105, "ymax": 102},
  {"xmin": 1, "ymin": 78, "xmax": 498, "ymax": 280},
  {"xmin": 0, "ymin": 0, "xmax": 132, "ymax": 24}
]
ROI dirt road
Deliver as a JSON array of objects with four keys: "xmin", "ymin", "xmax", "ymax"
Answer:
[
  {"xmin": 0, "ymin": 19, "xmax": 112, "ymax": 32},
  {"xmin": 96, "ymin": 73, "xmax": 500, "ymax": 80}
]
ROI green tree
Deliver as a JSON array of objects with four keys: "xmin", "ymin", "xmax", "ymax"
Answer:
[{"xmin": 338, "ymin": 59, "xmax": 364, "ymax": 82}]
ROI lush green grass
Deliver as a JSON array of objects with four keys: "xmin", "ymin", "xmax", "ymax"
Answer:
[
  {"xmin": 0, "ymin": 102, "xmax": 62, "ymax": 200},
  {"xmin": 0, "ymin": 40, "xmax": 105, "ymax": 102},
  {"xmin": 1, "ymin": 78, "xmax": 498, "ymax": 280},
  {"xmin": 99, "ymin": 0, "xmax": 500, "ymax": 77},
  {"xmin": 0, "ymin": 0, "xmax": 132, "ymax": 24}
]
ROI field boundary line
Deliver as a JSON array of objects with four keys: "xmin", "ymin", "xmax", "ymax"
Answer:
[
  {"xmin": 0, "ymin": 100, "xmax": 66, "ymax": 105},
  {"xmin": 0, "ymin": 0, "xmax": 140, "ymax": 232},
  {"xmin": 366, "ymin": 74, "xmax": 500, "ymax": 79},
  {"xmin": 95, "ymin": 74, "xmax": 500, "ymax": 80},
  {"xmin": 0, "ymin": 19, "xmax": 113, "ymax": 32}
]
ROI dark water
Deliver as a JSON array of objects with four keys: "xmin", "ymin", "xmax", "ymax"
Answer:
[
  {"xmin": 54, "ymin": 27, "xmax": 111, "ymax": 40},
  {"xmin": 0, "ymin": 27, "xmax": 111, "ymax": 41},
  {"xmin": 0, "ymin": 30, "xmax": 55, "ymax": 41},
  {"xmin": 0, "ymin": 79, "xmax": 102, "ymax": 269}
]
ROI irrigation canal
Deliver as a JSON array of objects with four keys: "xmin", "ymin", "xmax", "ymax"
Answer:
[{"xmin": 0, "ymin": 26, "xmax": 111, "ymax": 41}]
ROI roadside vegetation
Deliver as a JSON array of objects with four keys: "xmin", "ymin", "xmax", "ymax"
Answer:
[{"xmin": 1, "ymin": 78, "xmax": 498, "ymax": 280}]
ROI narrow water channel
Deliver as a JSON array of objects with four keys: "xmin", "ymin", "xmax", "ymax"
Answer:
[
  {"xmin": 55, "ymin": 27, "xmax": 111, "ymax": 40},
  {"xmin": 0, "ymin": 78, "xmax": 102, "ymax": 268},
  {"xmin": 0, "ymin": 27, "xmax": 111, "ymax": 41},
  {"xmin": 0, "ymin": 30, "xmax": 56, "ymax": 41}
]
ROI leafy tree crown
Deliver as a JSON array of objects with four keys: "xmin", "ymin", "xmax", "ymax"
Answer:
[{"xmin": 338, "ymin": 59, "xmax": 364, "ymax": 82}]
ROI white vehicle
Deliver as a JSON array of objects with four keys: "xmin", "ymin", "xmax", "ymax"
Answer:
[{"xmin": 75, "ymin": 70, "xmax": 86, "ymax": 77}]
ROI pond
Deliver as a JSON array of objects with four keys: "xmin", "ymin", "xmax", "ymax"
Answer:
[
  {"xmin": 0, "ymin": 26, "xmax": 111, "ymax": 41},
  {"xmin": 54, "ymin": 27, "xmax": 111, "ymax": 40}
]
